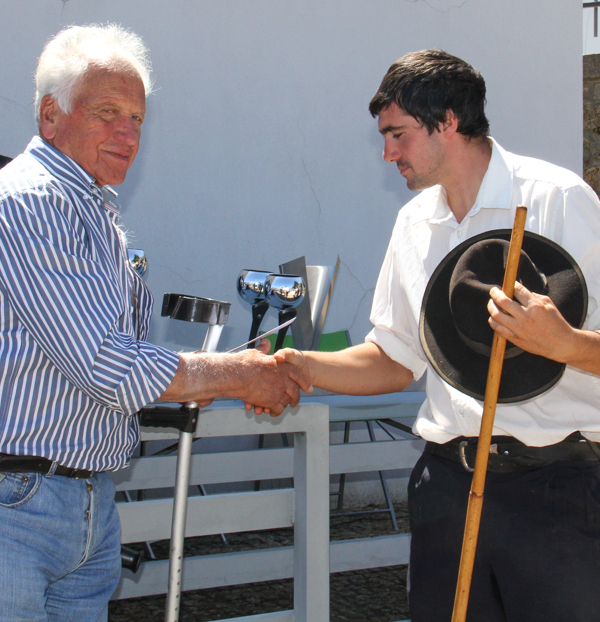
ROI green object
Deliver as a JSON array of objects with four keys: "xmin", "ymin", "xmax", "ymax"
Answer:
[{"xmin": 265, "ymin": 329, "xmax": 350, "ymax": 353}]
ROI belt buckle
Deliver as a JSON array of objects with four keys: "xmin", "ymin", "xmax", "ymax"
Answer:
[
  {"xmin": 459, "ymin": 441, "xmax": 500, "ymax": 473},
  {"xmin": 459, "ymin": 441, "xmax": 475, "ymax": 473}
]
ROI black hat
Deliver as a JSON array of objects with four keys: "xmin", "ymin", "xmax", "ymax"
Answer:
[{"xmin": 419, "ymin": 229, "xmax": 588, "ymax": 403}]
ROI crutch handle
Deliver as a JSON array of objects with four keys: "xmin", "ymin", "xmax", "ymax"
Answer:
[
  {"xmin": 121, "ymin": 545, "xmax": 144, "ymax": 573},
  {"xmin": 139, "ymin": 403, "xmax": 200, "ymax": 434}
]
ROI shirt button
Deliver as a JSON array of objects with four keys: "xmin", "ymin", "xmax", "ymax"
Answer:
[
  {"xmin": 82, "ymin": 193, "xmax": 90, "ymax": 200},
  {"xmin": 457, "ymin": 230, "xmax": 463, "ymax": 238},
  {"xmin": 458, "ymin": 408, "xmax": 465, "ymax": 416}
]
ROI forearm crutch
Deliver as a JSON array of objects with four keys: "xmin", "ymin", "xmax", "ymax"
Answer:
[
  {"xmin": 141, "ymin": 294, "xmax": 230, "ymax": 622},
  {"xmin": 451, "ymin": 205, "xmax": 528, "ymax": 622}
]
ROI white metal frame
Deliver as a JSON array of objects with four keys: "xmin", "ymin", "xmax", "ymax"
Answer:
[
  {"xmin": 113, "ymin": 404, "xmax": 331, "ymax": 622},
  {"xmin": 111, "ymin": 393, "xmax": 426, "ymax": 622}
]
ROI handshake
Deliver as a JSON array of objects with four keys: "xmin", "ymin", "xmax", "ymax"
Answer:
[
  {"xmin": 243, "ymin": 343, "xmax": 312, "ymax": 415},
  {"xmin": 160, "ymin": 341, "xmax": 312, "ymax": 416}
]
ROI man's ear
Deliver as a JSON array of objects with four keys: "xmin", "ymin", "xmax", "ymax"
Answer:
[
  {"xmin": 441, "ymin": 109, "xmax": 459, "ymax": 137},
  {"xmin": 38, "ymin": 96, "xmax": 61, "ymax": 141}
]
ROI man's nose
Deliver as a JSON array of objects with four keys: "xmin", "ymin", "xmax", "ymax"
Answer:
[
  {"xmin": 114, "ymin": 117, "xmax": 140, "ymax": 145},
  {"xmin": 382, "ymin": 138, "xmax": 399, "ymax": 163}
]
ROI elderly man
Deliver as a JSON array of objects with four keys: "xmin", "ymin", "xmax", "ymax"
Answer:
[
  {"xmin": 0, "ymin": 24, "xmax": 309, "ymax": 621},
  {"xmin": 276, "ymin": 50, "xmax": 600, "ymax": 621}
]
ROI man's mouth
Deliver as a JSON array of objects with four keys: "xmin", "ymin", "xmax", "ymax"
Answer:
[{"xmin": 104, "ymin": 151, "xmax": 131, "ymax": 163}]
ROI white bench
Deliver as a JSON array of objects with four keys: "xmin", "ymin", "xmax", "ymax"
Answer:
[{"xmin": 110, "ymin": 392, "xmax": 425, "ymax": 622}]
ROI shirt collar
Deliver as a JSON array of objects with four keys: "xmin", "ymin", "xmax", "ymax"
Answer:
[
  {"xmin": 412, "ymin": 137, "xmax": 514, "ymax": 225},
  {"xmin": 26, "ymin": 135, "xmax": 119, "ymax": 208},
  {"xmin": 470, "ymin": 137, "xmax": 513, "ymax": 215}
]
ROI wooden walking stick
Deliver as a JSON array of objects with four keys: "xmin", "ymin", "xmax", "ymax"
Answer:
[{"xmin": 451, "ymin": 205, "xmax": 528, "ymax": 622}]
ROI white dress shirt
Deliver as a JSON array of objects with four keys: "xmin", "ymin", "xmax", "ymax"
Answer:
[{"xmin": 366, "ymin": 139, "xmax": 600, "ymax": 446}]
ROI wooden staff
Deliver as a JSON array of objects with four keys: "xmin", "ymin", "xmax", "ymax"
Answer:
[{"xmin": 451, "ymin": 205, "xmax": 528, "ymax": 622}]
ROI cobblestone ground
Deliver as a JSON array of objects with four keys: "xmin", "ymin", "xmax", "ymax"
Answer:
[{"xmin": 109, "ymin": 503, "xmax": 410, "ymax": 622}]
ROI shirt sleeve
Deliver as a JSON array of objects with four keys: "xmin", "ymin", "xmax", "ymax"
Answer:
[
  {"xmin": 555, "ymin": 183, "xmax": 600, "ymax": 333},
  {"xmin": 365, "ymin": 217, "xmax": 428, "ymax": 380},
  {"xmin": 0, "ymin": 184, "xmax": 179, "ymax": 416}
]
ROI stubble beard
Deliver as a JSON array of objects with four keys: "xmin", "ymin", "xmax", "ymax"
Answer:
[
  {"xmin": 403, "ymin": 148, "xmax": 445, "ymax": 192},
  {"xmin": 404, "ymin": 169, "xmax": 438, "ymax": 192}
]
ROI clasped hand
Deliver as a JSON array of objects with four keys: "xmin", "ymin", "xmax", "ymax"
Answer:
[
  {"xmin": 487, "ymin": 281, "xmax": 575, "ymax": 362},
  {"xmin": 244, "ymin": 347, "xmax": 312, "ymax": 416}
]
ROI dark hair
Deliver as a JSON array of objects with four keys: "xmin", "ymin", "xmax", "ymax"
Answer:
[{"xmin": 369, "ymin": 49, "xmax": 489, "ymax": 139}]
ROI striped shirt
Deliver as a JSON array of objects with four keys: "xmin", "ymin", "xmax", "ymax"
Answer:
[{"xmin": 0, "ymin": 136, "xmax": 179, "ymax": 471}]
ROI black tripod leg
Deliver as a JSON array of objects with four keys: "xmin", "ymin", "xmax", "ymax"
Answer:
[{"xmin": 248, "ymin": 301, "xmax": 269, "ymax": 347}]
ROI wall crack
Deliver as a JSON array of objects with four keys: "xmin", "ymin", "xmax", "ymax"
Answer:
[
  {"xmin": 0, "ymin": 96, "xmax": 31, "ymax": 111},
  {"xmin": 401, "ymin": 0, "xmax": 470, "ymax": 13},
  {"xmin": 297, "ymin": 122, "xmax": 324, "ymax": 247},
  {"xmin": 342, "ymin": 260, "xmax": 375, "ymax": 331}
]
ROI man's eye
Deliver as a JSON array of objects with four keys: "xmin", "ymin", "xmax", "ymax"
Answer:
[{"xmin": 393, "ymin": 133, "xmax": 403, "ymax": 139}]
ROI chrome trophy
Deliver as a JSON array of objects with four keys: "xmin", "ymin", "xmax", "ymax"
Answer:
[
  {"xmin": 236, "ymin": 269, "xmax": 273, "ymax": 347},
  {"xmin": 265, "ymin": 273, "xmax": 306, "ymax": 352}
]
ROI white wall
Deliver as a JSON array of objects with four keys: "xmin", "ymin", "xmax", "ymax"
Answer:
[
  {"xmin": 0, "ymin": 0, "xmax": 582, "ymax": 355},
  {"xmin": 584, "ymin": 4, "xmax": 600, "ymax": 55}
]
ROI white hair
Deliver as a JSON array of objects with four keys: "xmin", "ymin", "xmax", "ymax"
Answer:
[{"xmin": 35, "ymin": 23, "xmax": 153, "ymax": 123}]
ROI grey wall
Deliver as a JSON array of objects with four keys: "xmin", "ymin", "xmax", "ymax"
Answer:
[{"xmin": 0, "ymin": 0, "xmax": 582, "ymax": 354}]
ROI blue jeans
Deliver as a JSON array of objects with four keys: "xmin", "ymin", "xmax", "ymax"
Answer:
[{"xmin": 0, "ymin": 471, "xmax": 121, "ymax": 621}]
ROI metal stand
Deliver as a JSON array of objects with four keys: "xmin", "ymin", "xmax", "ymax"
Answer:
[{"xmin": 331, "ymin": 419, "xmax": 407, "ymax": 530}]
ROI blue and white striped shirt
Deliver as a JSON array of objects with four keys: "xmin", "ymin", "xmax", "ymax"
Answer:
[{"xmin": 0, "ymin": 136, "xmax": 179, "ymax": 471}]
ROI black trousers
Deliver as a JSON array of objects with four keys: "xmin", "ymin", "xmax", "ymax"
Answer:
[{"xmin": 408, "ymin": 451, "xmax": 600, "ymax": 622}]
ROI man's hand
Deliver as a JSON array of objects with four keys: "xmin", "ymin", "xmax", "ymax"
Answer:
[
  {"xmin": 273, "ymin": 348, "xmax": 311, "ymax": 381},
  {"xmin": 233, "ymin": 348, "xmax": 312, "ymax": 415},
  {"xmin": 160, "ymin": 345, "xmax": 312, "ymax": 417},
  {"xmin": 488, "ymin": 281, "xmax": 600, "ymax": 377},
  {"xmin": 246, "ymin": 348, "xmax": 313, "ymax": 415},
  {"xmin": 487, "ymin": 282, "xmax": 576, "ymax": 362},
  {"xmin": 242, "ymin": 338, "xmax": 283, "ymax": 416}
]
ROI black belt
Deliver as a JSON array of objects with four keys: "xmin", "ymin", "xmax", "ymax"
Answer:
[
  {"xmin": 0, "ymin": 454, "xmax": 94, "ymax": 479},
  {"xmin": 426, "ymin": 432, "xmax": 600, "ymax": 473}
]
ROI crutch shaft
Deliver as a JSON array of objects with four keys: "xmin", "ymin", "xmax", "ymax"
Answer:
[
  {"xmin": 165, "ymin": 320, "xmax": 224, "ymax": 622},
  {"xmin": 165, "ymin": 429, "xmax": 194, "ymax": 622}
]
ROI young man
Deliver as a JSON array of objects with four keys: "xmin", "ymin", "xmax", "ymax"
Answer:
[{"xmin": 276, "ymin": 50, "xmax": 600, "ymax": 621}]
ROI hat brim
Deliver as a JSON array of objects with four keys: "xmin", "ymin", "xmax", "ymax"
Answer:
[{"xmin": 419, "ymin": 229, "xmax": 588, "ymax": 403}]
